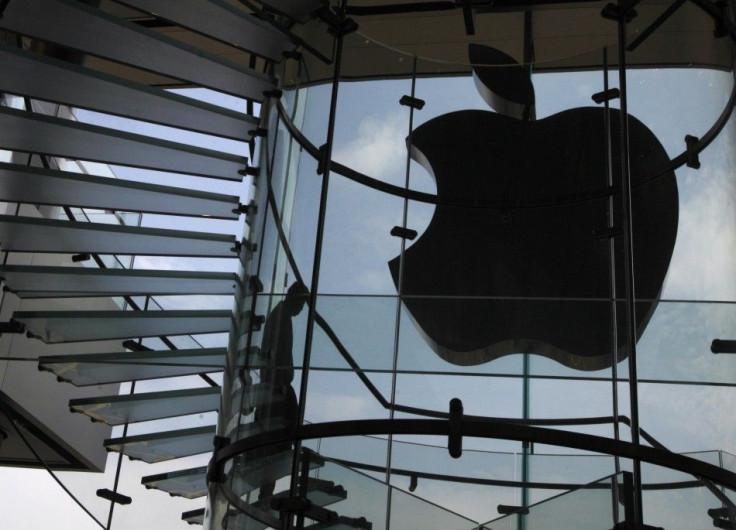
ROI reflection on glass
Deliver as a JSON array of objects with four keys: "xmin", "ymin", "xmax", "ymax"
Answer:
[{"xmin": 483, "ymin": 473, "xmax": 620, "ymax": 530}]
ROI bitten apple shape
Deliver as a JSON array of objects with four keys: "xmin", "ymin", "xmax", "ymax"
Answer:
[{"xmin": 389, "ymin": 66, "xmax": 678, "ymax": 370}]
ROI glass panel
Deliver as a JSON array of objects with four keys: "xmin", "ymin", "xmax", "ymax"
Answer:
[
  {"xmin": 104, "ymin": 425, "xmax": 216, "ymax": 463},
  {"xmin": 304, "ymin": 371, "xmax": 391, "ymax": 425},
  {"xmin": 0, "ymin": 107, "xmax": 247, "ymax": 179},
  {"xmin": 389, "ymin": 437, "xmax": 518, "ymax": 525},
  {"xmin": 38, "ymin": 348, "xmax": 227, "ymax": 386},
  {"xmin": 141, "ymin": 466, "xmax": 208, "ymax": 499},
  {"xmin": 484, "ymin": 473, "xmax": 619, "ymax": 530},
  {"xmin": 0, "ymin": 0, "xmax": 275, "ymax": 101},
  {"xmin": 637, "ymin": 382, "xmax": 736, "ymax": 454},
  {"xmin": 15, "ymin": 309, "xmax": 232, "ymax": 343},
  {"xmin": 0, "ymin": 216, "xmax": 237, "ymax": 257},
  {"xmin": 0, "ymin": 44, "xmax": 257, "ymax": 141},
  {"xmin": 1, "ymin": 265, "xmax": 239, "ymax": 298},
  {"xmin": 69, "ymin": 387, "xmax": 220, "ymax": 425},
  {"xmin": 636, "ymin": 301, "xmax": 736, "ymax": 385},
  {"xmin": 319, "ymin": 176, "xmax": 404, "ymax": 295},
  {"xmin": 390, "ymin": 485, "xmax": 477, "ymax": 529},
  {"xmin": 526, "ymin": 452, "xmax": 618, "ymax": 506},
  {"xmin": 311, "ymin": 295, "xmax": 397, "ymax": 371},
  {"xmin": 394, "ymin": 371, "xmax": 523, "ymax": 420},
  {"xmin": 305, "ymin": 458, "xmax": 389, "ymax": 530},
  {"xmin": 640, "ymin": 461, "xmax": 736, "ymax": 530}
]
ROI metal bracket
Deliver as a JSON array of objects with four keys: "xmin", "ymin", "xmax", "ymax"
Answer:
[
  {"xmin": 248, "ymin": 127, "xmax": 268, "ymax": 138},
  {"xmin": 711, "ymin": 339, "xmax": 736, "ymax": 354},
  {"xmin": 316, "ymin": 143, "xmax": 329, "ymax": 175},
  {"xmin": 601, "ymin": 2, "xmax": 638, "ymax": 23},
  {"xmin": 206, "ymin": 435, "xmax": 231, "ymax": 484},
  {"xmin": 390, "ymin": 226, "xmax": 418, "ymax": 240},
  {"xmin": 498, "ymin": 505, "xmax": 530, "ymax": 515},
  {"xmin": 314, "ymin": 6, "xmax": 358, "ymax": 36},
  {"xmin": 248, "ymin": 275, "xmax": 264, "ymax": 293},
  {"xmin": 237, "ymin": 165, "xmax": 260, "ymax": 177},
  {"xmin": 234, "ymin": 200, "xmax": 258, "ymax": 216},
  {"xmin": 448, "ymin": 398, "xmax": 463, "ymax": 458},
  {"xmin": 263, "ymin": 89, "xmax": 283, "ymax": 99},
  {"xmin": 244, "ymin": 310, "xmax": 265, "ymax": 331},
  {"xmin": 271, "ymin": 496, "xmax": 338, "ymax": 524},
  {"xmin": 685, "ymin": 134, "xmax": 701, "ymax": 169},
  {"xmin": 592, "ymin": 88, "xmax": 621, "ymax": 104},
  {"xmin": 96, "ymin": 488, "xmax": 132, "ymax": 505},
  {"xmin": 399, "ymin": 95, "xmax": 426, "ymax": 110},
  {"xmin": 0, "ymin": 320, "xmax": 24, "ymax": 334},
  {"xmin": 121, "ymin": 339, "xmax": 152, "ymax": 352}
]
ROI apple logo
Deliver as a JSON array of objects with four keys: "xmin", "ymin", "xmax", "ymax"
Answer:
[{"xmin": 388, "ymin": 44, "xmax": 678, "ymax": 370}]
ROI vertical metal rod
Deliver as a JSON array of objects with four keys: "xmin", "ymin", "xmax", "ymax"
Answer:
[
  {"xmin": 106, "ymin": 296, "xmax": 147, "ymax": 530},
  {"xmin": 519, "ymin": 13, "xmax": 533, "ymax": 530},
  {"xmin": 602, "ymin": 46, "xmax": 622, "ymax": 477},
  {"xmin": 615, "ymin": 6, "xmax": 643, "ymax": 523},
  {"xmin": 291, "ymin": 2, "xmax": 348, "ymax": 511},
  {"xmin": 384, "ymin": 54, "xmax": 419, "ymax": 530}
]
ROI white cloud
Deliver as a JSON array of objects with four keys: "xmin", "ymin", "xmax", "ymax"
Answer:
[
  {"xmin": 663, "ymin": 163, "xmax": 736, "ymax": 300},
  {"xmin": 332, "ymin": 111, "xmax": 408, "ymax": 186}
]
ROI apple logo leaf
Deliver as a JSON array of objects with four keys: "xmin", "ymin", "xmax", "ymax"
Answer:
[
  {"xmin": 389, "ymin": 44, "xmax": 679, "ymax": 370},
  {"xmin": 469, "ymin": 43, "xmax": 535, "ymax": 121}
]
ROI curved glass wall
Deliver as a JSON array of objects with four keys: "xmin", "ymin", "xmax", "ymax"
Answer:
[{"xmin": 208, "ymin": 2, "xmax": 736, "ymax": 529}]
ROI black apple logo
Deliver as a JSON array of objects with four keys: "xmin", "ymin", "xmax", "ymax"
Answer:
[{"xmin": 389, "ymin": 44, "xmax": 678, "ymax": 370}]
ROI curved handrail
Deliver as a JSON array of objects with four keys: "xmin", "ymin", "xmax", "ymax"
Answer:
[{"xmin": 214, "ymin": 418, "xmax": 736, "ymax": 491}]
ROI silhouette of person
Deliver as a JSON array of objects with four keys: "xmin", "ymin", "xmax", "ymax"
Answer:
[{"xmin": 256, "ymin": 281, "xmax": 308, "ymax": 500}]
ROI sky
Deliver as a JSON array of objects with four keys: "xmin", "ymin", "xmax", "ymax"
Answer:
[{"xmin": 1, "ymin": 59, "xmax": 735, "ymax": 529}]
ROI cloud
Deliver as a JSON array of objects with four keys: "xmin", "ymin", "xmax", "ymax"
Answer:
[
  {"xmin": 662, "ymin": 162, "xmax": 736, "ymax": 300},
  {"xmin": 332, "ymin": 111, "xmax": 408, "ymax": 186}
]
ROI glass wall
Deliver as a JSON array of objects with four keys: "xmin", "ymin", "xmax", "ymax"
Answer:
[{"xmin": 216, "ymin": 2, "xmax": 736, "ymax": 529}]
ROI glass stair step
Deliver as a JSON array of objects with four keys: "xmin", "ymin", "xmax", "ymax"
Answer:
[
  {"xmin": 142, "ymin": 466, "xmax": 208, "ymax": 499},
  {"xmin": 105, "ymin": 425, "xmax": 216, "ymax": 463},
  {"xmin": 305, "ymin": 516, "xmax": 373, "ymax": 530},
  {"xmin": 69, "ymin": 387, "xmax": 220, "ymax": 425},
  {"xmin": 182, "ymin": 508, "xmax": 205, "ymax": 526},
  {"xmin": 0, "ymin": 215, "xmax": 237, "ymax": 257},
  {"xmin": 115, "ymin": 0, "xmax": 293, "ymax": 62},
  {"xmin": 223, "ymin": 478, "xmax": 346, "ymax": 530},
  {"xmin": 0, "ymin": 0, "xmax": 276, "ymax": 101},
  {"xmin": 233, "ymin": 449, "xmax": 325, "ymax": 493},
  {"xmin": 14, "ymin": 309, "xmax": 232, "ymax": 343},
  {"xmin": 39, "ymin": 348, "xmax": 227, "ymax": 386},
  {"xmin": 0, "ymin": 163, "xmax": 241, "ymax": 219},
  {"xmin": 2, "ymin": 265, "xmax": 239, "ymax": 299},
  {"xmin": 0, "ymin": 107, "xmax": 247, "ymax": 180},
  {"xmin": 263, "ymin": 478, "xmax": 347, "ymax": 510},
  {"xmin": 224, "ymin": 416, "xmax": 289, "ymax": 440},
  {"xmin": 0, "ymin": 45, "xmax": 257, "ymax": 141}
]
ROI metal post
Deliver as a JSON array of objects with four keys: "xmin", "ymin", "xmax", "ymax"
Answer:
[
  {"xmin": 614, "ymin": 1, "xmax": 644, "ymax": 523},
  {"xmin": 519, "ymin": 13, "xmax": 534, "ymax": 530},
  {"xmin": 384, "ymin": 54, "xmax": 419, "ymax": 530},
  {"xmin": 602, "ymin": 46, "xmax": 622, "ymax": 484},
  {"xmin": 106, "ymin": 295, "xmax": 147, "ymax": 529},
  {"xmin": 291, "ymin": 1, "xmax": 349, "ymax": 518}
]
